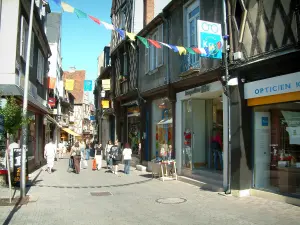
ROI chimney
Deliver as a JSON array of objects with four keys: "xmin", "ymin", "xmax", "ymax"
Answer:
[
  {"xmin": 144, "ymin": 0, "xmax": 155, "ymax": 26},
  {"xmin": 69, "ymin": 66, "xmax": 76, "ymax": 73}
]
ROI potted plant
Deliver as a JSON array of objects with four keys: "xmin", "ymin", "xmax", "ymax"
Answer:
[{"xmin": 119, "ymin": 75, "xmax": 123, "ymax": 81}]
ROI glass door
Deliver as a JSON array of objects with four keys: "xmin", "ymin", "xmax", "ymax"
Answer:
[{"xmin": 182, "ymin": 100, "xmax": 193, "ymax": 169}]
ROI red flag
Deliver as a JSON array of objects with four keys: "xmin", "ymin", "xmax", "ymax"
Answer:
[
  {"xmin": 148, "ymin": 39, "xmax": 162, "ymax": 48},
  {"xmin": 192, "ymin": 47, "xmax": 201, "ymax": 54},
  {"xmin": 88, "ymin": 15, "xmax": 100, "ymax": 25}
]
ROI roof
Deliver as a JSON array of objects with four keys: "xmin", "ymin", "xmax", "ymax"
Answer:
[{"xmin": 63, "ymin": 70, "xmax": 86, "ymax": 104}]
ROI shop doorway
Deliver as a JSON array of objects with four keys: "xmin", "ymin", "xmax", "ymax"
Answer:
[{"xmin": 182, "ymin": 92, "xmax": 223, "ymax": 172}]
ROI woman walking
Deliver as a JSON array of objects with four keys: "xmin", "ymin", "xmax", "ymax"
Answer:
[
  {"xmin": 70, "ymin": 142, "xmax": 81, "ymax": 174},
  {"xmin": 105, "ymin": 140, "xmax": 113, "ymax": 169},
  {"xmin": 123, "ymin": 143, "xmax": 132, "ymax": 174},
  {"xmin": 95, "ymin": 143, "xmax": 103, "ymax": 170},
  {"xmin": 109, "ymin": 141, "xmax": 122, "ymax": 175}
]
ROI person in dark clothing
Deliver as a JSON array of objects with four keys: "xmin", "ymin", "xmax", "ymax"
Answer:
[{"xmin": 109, "ymin": 141, "xmax": 122, "ymax": 175}]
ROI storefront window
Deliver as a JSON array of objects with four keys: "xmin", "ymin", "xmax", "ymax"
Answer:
[
  {"xmin": 253, "ymin": 102, "xmax": 300, "ymax": 196},
  {"xmin": 127, "ymin": 106, "xmax": 140, "ymax": 157}
]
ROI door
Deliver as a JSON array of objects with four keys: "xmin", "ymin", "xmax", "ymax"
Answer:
[
  {"xmin": 182, "ymin": 100, "xmax": 193, "ymax": 169},
  {"xmin": 254, "ymin": 112, "xmax": 271, "ymax": 189}
]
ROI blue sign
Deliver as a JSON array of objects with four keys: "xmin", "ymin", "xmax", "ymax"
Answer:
[
  {"xmin": 200, "ymin": 32, "xmax": 222, "ymax": 59},
  {"xmin": 84, "ymin": 80, "xmax": 93, "ymax": 91},
  {"xmin": 90, "ymin": 115, "xmax": 95, "ymax": 121},
  {"xmin": 261, "ymin": 117, "xmax": 269, "ymax": 126}
]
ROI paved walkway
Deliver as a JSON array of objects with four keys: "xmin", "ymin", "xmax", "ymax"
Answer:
[{"xmin": 0, "ymin": 158, "xmax": 300, "ymax": 225}]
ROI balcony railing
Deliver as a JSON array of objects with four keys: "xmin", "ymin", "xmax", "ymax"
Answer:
[{"xmin": 180, "ymin": 54, "xmax": 200, "ymax": 74}]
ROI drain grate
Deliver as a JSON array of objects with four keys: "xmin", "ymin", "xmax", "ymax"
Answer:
[
  {"xmin": 156, "ymin": 197, "xmax": 187, "ymax": 204},
  {"xmin": 90, "ymin": 191, "xmax": 112, "ymax": 197}
]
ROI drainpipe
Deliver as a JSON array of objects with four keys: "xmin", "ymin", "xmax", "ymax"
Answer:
[
  {"xmin": 226, "ymin": 0, "xmax": 234, "ymax": 62},
  {"xmin": 223, "ymin": 0, "xmax": 231, "ymax": 195}
]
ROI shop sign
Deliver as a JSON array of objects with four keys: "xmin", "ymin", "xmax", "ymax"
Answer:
[
  {"xmin": 244, "ymin": 72, "xmax": 300, "ymax": 99},
  {"xmin": 101, "ymin": 100, "xmax": 110, "ymax": 109},
  {"xmin": 127, "ymin": 106, "xmax": 140, "ymax": 115},
  {"xmin": 48, "ymin": 97, "xmax": 56, "ymax": 107},
  {"xmin": 102, "ymin": 79, "xmax": 111, "ymax": 91},
  {"xmin": 198, "ymin": 20, "xmax": 222, "ymax": 59},
  {"xmin": 90, "ymin": 115, "xmax": 95, "ymax": 121},
  {"xmin": 13, "ymin": 147, "xmax": 29, "ymax": 187},
  {"xmin": 185, "ymin": 84, "xmax": 210, "ymax": 96}
]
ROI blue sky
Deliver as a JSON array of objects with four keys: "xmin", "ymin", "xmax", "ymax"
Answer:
[{"xmin": 49, "ymin": 0, "xmax": 112, "ymax": 101}]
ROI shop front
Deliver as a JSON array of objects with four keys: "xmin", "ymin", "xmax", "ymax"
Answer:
[
  {"xmin": 175, "ymin": 81, "xmax": 226, "ymax": 181},
  {"xmin": 244, "ymin": 72, "xmax": 300, "ymax": 198},
  {"xmin": 127, "ymin": 105, "xmax": 141, "ymax": 158}
]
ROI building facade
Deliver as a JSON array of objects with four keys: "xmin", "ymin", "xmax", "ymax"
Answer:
[{"xmin": 0, "ymin": 0, "xmax": 52, "ymax": 172}]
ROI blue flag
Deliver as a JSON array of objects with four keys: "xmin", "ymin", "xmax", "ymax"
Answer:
[{"xmin": 84, "ymin": 80, "xmax": 93, "ymax": 91}]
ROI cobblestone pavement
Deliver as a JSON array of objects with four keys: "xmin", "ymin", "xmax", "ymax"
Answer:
[{"xmin": 0, "ymin": 158, "xmax": 299, "ymax": 225}]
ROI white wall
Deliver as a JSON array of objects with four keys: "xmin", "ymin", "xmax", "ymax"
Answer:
[
  {"xmin": 133, "ymin": 0, "xmax": 144, "ymax": 34},
  {"xmin": 0, "ymin": 0, "xmax": 19, "ymax": 84},
  {"xmin": 48, "ymin": 43, "xmax": 58, "ymax": 78}
]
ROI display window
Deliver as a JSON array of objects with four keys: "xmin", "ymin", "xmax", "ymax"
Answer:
[{"xmin": 253, "ymin": 101, "xmax": 300, "ymax": 196}]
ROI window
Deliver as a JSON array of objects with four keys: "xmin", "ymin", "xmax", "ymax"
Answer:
[
  {"xmin": 186, "ymin": 2, "xmax": 200, "ymax": 66},
  {"xmin": 20, "ymin": 16, "xmax": 34, "ymax": 67},
  {"xmin": 145, "ymin": 24, "xmax": 164, "ymax": 74},
  {"xmin": 37, "ymin": 49, "xmax": 45, "ymax": 85},
  {"xmin": 123, "ymin": 52, "xmax": 128, "ymax": 76},
  {"xmin": 120, "ymin": 9, "xmax": 126, "ymax": 29}
]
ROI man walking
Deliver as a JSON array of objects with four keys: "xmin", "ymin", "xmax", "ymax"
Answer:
[{"xmin": 44, "ymin": 139, "xmax": 56, "ymax": 174}]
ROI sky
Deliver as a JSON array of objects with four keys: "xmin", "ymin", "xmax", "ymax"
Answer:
[{"xmin": 49, "ymin": 0, "xmax": 112, "ymax": 102}]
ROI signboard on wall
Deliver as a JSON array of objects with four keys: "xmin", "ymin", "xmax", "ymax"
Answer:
[
  {"xmin": 48, "ymin": 98, "xmax": 56, "ymax": 107},
  {"xmin": 101, "ymin": 100, "xmax": 110, "ymax": 109},
  {"xmin": 102, "ymin": 79, "xmax": 111, "ymax": 91},
  {"xmin": 13, "ymin": 148, "xmax": 28, "ymax": 187},
  {"xmin": 198, "ymin": 20, "xmax": 222, "ymax": 59}
]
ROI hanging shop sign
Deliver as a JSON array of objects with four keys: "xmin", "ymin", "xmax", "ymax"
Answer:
[
  {"xmin": 48, "ymin": 97, "xmax": 56, "ymax": 107},
  {"xmin": 198, "ymin": 20, "xmax": 222, "ymax": 59},
  {"xmin": 102, "ymin": 79, "xmax": 111, "ymax": 91},
  {"xmin": 185, "ymin": 84, "xmax": 210, "ymax": 96},
  {"xmin": 101, "ymin": 100, "xmax": 110, "ymax": 109}
]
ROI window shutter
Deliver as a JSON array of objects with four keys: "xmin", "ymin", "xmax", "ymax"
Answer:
[
  {"xmin": 145, "ymin": 43, "xmax": 149, "ymax": 74},
  {"xmin": 20, "ymin": 17, "xmax": 25, "ymax": 58},
  {"xmin": 30, "ymin": 32, "xmax": 34, "ymax": 66},
  {"xmin": 157, "ymin": 24, "xmax": 164, "ymax": 67}
]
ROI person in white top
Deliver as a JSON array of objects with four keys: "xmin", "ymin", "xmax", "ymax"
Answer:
[
  {"xmin": 57, "ymin": 140, "xmax": 65, "ymax": 159},
  {"xmin": 122, "ymin": 143, "xmax": 132, "ymax": 174},
  {"xmin": 8, "ymin": 136, "xmax": 20, "ymax": 172},
  {"xmin": 105, "ymin": 140, "xmax": 113, "ymax": 169},
  {"xmin": 44, "ymin": 139, "xmax": 56, "ymax": 174}
]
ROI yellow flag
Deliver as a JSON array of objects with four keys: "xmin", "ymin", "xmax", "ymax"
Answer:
[
  {"xmin": 65, "ymin": 79, "xmax": 74, "ymax": 91},
  {"xmin": 61, "ymin": 2, "xmax": 74, "ymax": 13},
  {"xmin": 126, "ymin": 31, "xmax": 136, "ymax": 41},
  {"xmin": 177, "ymin": 46, "xmax": 187, "ymax": 55}
]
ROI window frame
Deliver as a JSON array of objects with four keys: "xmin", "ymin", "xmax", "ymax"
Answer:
[{"xmin": 37, "ymin": 49, "xmax": 45, "ymax": 85}]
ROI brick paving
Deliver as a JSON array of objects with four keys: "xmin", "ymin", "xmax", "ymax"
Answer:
[{"xmin": 0, "ymin": 158, "xmax": 299, "ymax": 225}]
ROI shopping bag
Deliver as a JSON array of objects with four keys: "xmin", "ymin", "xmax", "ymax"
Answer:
[{"xmin": 83, "ymin": 160, "xmax": 88, "ymax": 168}]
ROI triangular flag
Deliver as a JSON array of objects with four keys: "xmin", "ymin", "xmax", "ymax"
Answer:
[
  {"xmin": 88, "ymin": 15, "xmax": 100, "ymax": 25},
  {"xmin": 137, "ymin": 36, "xmax": 149, "ymax": 48},
  {"xmin": 116, "ymin": 28, "xmax": 125, "ymax": 39},
  {"xmin": 61, "ymin": 2, "xmax": 74, "ymax": 13},
  {"xmin": 168, "ymin": 44, "xmax": 178, "ymax": 52},
  {"xmin": 102, "ymin": 21, "xmax": 114, "ymax": 30},
  {"xmin": 186, "ymin": 47, "xmax": 196, "ymax": 54},
  {"xmin": 74, "ymin": 8, "xmax": 87, "ymax": 18},
  {"xmin": 160, "ymin": 42, "xmax": 172, "ymax": 49},
  {"xmin": 126, "ymin": 31, "xmax": 136, "ymax": 41},
  {"xmin": 148, "ymin": 39, "xmax": 161, "ymax": 48},
  {"xmin": 53, "ymin": 0, "xmax": 61, "ymax": 5},
  {"xmin": 204, "ymin": 47, "xmax": 209, "ymax": 55},
  {"xmin": 192, "ymin": 47, "xmax": 201, "ymax": 54},
  {"xmin": 199, "ymin": 48, "xmax": 207, "ymax": 54},
  {"xmin": 176, "ymin": 46, "xmax": 187, "ymax": 55},
  {"xmin": 84, "ymin": 80, "xmax": 93, "ymax": 91},
  {"xmin": 65, "ymin": 79, "xmax": 74, "ymax": 91}
]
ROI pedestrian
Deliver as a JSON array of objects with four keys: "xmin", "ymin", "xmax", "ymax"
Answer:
[
  {"xmin": 94, "ymin": 143, "xmax": 103, "ymax": 170},
  {"xmin": 79, "ymin": 140, "xmax": 86, "ymax": 169},
  {"xmin": 7, "ymin": 136, "xmax": 19, "ymax": 172},
  {"xmin": 44, "ymin": 139, "xmax": 56, "ymax": 174},
  {"xmin": 123, "ymin": 143, "xmax": 132, "ymax": 174},
  {"xmin": 70, "ymin": 142, "xmax": 81, "ymax": 174},
  {"xmin": 109, "ymin": 140, "xmax": 122, "ymax": 175},
  {"xmin": 85, "ymin": 141, "xmax": 91, "ymax": 160},
  {"xmin": 57, "ymin": 140, "xmax": 64, "ymax": 159},
  {"xmin": 105, "ymin": 140, "xmax": 113, "ymax": 169}
]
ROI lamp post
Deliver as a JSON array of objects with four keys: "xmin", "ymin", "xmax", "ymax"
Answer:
[
  {"xmin": 100, "ymin": 90, "xmax": 105, "ymax": 146},
  {"xmin": 20, "ymin": 0, "xmax": 35, "ymax": 198}
]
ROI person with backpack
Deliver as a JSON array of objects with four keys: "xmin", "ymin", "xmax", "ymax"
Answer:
[
  {"xmin": 70, "ymin": 142, "xmax": 81, "ymax": 174},
  {"xmin": 109, "ymin": 140, "xmax": 122, "ymax": 175}
]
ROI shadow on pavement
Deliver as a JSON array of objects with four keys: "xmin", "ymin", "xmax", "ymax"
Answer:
[{"xmin": 139, "ymin": 174, "xmax": 153, "ymax": 179}]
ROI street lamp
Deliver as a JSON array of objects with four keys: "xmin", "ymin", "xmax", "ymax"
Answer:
[
  {"xmin": 101, "ymin": 90, "xmax": 105, "ymax": 98},
  {"xmin": 20, "ymin": 0, "xmax": 35, "ymax": 198}
]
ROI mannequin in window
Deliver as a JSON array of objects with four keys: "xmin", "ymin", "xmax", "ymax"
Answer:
[{"xmin": 211, "ymin": 128, "xmax": 223, "ymax": 170}]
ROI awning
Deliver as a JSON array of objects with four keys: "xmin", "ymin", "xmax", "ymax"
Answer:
[{"xmin": 62, "ymin": 128, "xmax": 81, "ymax": 137}]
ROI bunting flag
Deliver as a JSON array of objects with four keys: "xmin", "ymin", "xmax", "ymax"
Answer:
[
  {"xmin": 74, "ymin": 8, "xmax": 87, "ymax": 18},
  {"xmin": 89, "ymin": 15, "xmax": 100, "ymax": 25},
  {"xmin": 176, "ymin": 46, "xmax": 187, "ymax": 55},
  {"xmin": 61, "ymin": 2, "xmax": 74, "ymax": 13},
  {"xmin": 48, "ymin": 77, "xmax": 56, "ymax": 89},
  {"xmin": 102, "ymin": 21, "xmax": 114, "ymax": 30},
  {"xmin": 148, "ymin": 39, "xmax": 161, "ymax": 48},
  {"xmin": 53, "ymin": 0, "xmax": 223, "ymax": 58},
  {"xmin": 116, "ymin": 28, "xmax": 125, "ymax": 39},
  {"xmin": 137, "ymin": 36, "xmax": 149, "ymax": 48},
  {"xmin": 126, "ymin": 31, "xmax": 136, "ymax": 41},
  {"xmin": 84, "ymin": 80, "xmax": 93, "ymax": 91},
  {"xmin": 65, "ymin": 79, "xmax": 74, "ymax": 91}
]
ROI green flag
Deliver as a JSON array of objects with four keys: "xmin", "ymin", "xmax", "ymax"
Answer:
[
  {"xmin": 74, "ymin": 8, "xmax": 87, "ymax": 18},
  {"xmin": 186, "ymin": 47, "xmax": 196, "ymax": 54},
  {"xmin": 137, "ymin": 36, "xmax": 149, "ymax": 48}
]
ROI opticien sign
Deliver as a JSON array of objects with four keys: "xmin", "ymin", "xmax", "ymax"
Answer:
[{"xmin": 244, "ymin": 72, "xmax": 300, "ymax": 99}]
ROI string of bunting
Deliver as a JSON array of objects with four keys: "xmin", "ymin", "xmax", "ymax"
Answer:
[{"xmin": 50, "ymin": 0, "xmax": 224, "ymax": 57}]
